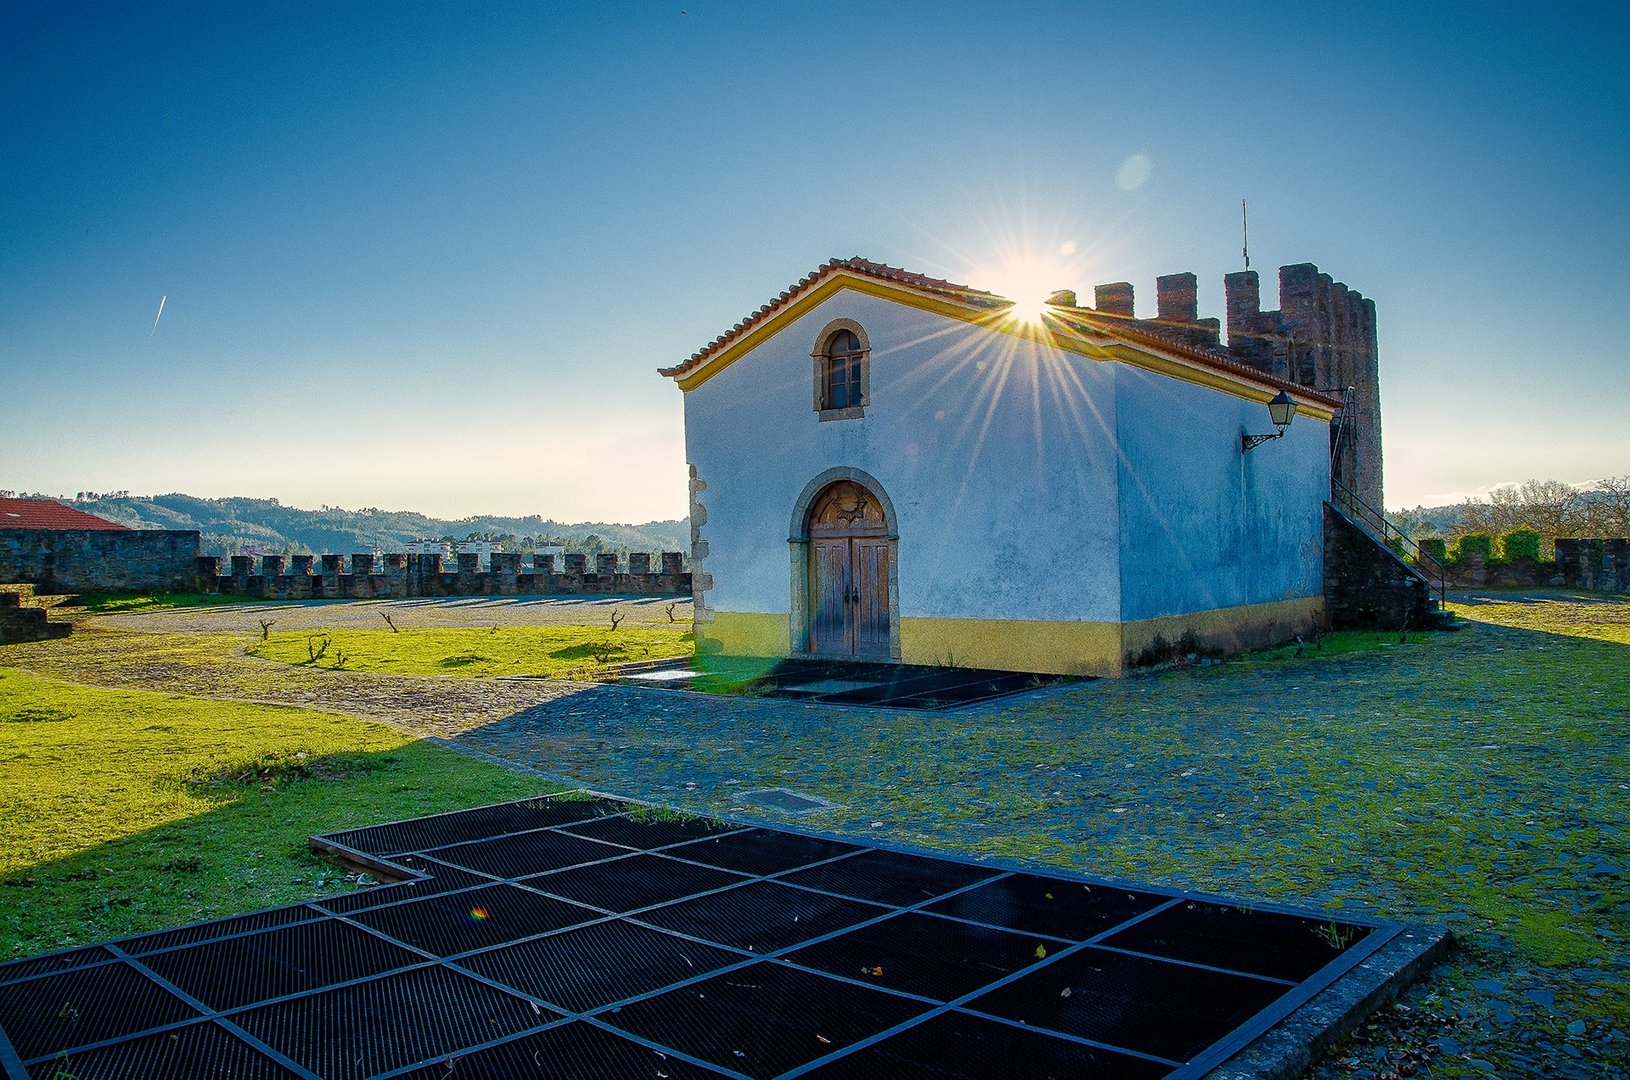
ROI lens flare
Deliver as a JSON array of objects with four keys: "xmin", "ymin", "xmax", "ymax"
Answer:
[{"xmin": 468, "ymin": 907, "xmax": 490, "ymax": 924}]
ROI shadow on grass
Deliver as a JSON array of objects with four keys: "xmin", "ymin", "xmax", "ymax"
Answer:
[{"xmin": 0, "ymin": 743, "xmax": 554, "ymax": 962}]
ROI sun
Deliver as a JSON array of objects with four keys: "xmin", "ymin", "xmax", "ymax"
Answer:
[{"xmin": 977, "ymin": 256, "xmax": 1071, "ymax": 324}]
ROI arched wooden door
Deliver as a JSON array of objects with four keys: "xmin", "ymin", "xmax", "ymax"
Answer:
[{"xmin": 806, "ymin": 480, "xmax": 891, "ymax": 658}]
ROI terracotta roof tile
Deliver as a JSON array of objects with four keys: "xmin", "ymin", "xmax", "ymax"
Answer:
[
  {"xmin": 662, "ymin": 256, "xmax": 1341, "ymax": 408},
  {"xmin": 0, "ymin": 499, "xmax": 129, "ymax": 530}
]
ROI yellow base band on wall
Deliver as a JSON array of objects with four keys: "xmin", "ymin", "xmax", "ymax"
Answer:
[{"xmin": 698, "ymin": 595, "xmax": 1324, "ymax": 678}]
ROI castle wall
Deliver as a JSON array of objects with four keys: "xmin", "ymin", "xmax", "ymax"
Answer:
[
  {"xmin": 0, "ymin": 528, "xmax": 204, "ymax": 593},
  {"xmin": 205, "ymin": 551, "xmax": 689, "ymax": 599}
]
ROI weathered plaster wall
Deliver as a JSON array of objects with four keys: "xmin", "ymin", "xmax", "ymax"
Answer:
[
  {"xmin": 0, "ymin": 529, "xmax": 203, "ymax": 593},
  {"xmin": 1113, "ymin": 369, "xmax": 1330, "ymax": 625},
  {"xmin": 683, "ymin": 288, "xmax": 1124, "ymax": 660}
]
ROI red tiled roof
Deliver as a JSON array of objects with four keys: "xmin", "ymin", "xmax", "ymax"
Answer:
[
  {"xmin": 0, "ymin": 499, "xmax": 129, "ymax": 530},
  {"xmin": 1048, "ymin": 306, "xmax": 1343, "ymax": 407},
  {"xmin": 662, "ymin": 256, "xmax": 1341, "ymax": 408}
]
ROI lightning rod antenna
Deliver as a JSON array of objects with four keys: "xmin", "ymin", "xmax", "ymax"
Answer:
[{"xmin": 1241, "ymin": 199, "xmax": 1250, "ymax": 270}]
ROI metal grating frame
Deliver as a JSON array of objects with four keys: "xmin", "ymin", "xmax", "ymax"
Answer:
[{"xmin": 0, "ymin": 791, "xmax": 1405, "ymax": 1080}]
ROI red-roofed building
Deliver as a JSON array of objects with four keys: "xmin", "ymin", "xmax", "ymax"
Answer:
[{"xmin": 0, "ymin": 499, "xmax": 128, "ymax": 530}]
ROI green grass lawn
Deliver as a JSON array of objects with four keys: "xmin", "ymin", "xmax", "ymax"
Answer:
[
  {"xmin": 246, "ymin": 624, "xmax": 693, "ymax": 678},
  {"xmin": 0, "ymin": 668, "xmax": 552, "ymax": 960}
]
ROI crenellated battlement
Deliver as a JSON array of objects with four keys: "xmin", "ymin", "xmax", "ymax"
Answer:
[
  {"xmin": 1090, "ymin": 262, "xmax": 1384, "ymax": 511},
  {"xmin": 203, "ymin": 550, "xmax": 691, "ymax": 600}
]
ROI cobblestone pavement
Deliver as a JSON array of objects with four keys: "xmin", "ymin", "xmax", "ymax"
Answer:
[{"xmin": 4, "ymin": 591, "xmax": 1626, "ymax": 1078}]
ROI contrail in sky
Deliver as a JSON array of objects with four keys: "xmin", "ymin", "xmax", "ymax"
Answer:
[{"xmin": 150, "ymin": 294, "xmax": 167, "ymax": 337}]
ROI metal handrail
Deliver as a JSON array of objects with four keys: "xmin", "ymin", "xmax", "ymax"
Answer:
[{"xmin": 1331, "ymin": 477, "xmax": 1447, "ymax": 608}]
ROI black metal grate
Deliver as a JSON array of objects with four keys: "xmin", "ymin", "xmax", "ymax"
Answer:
[
  {"xmin": 393, "ymin": 1020, "xmax": 728, "ymax": 1078},
  {"xmin": 602, "ymin": 961, "xmax": 930, "ymax": 1079},
  {"xmin": 664, "ymin": 828, "xmax": 863, "ymax": 876},
  {"xmin": 612, "ymin": 657, "xmax": 1077, "ymax": 710},
  {"xmin": 232, "ymin": 965, "xmax": 555, "ymax": 1080},
  {"xmin": 0, "ymin": 946, "xmax": 116, "ymax": 985},
  {"xmin": 556, "ymin": 811, "xmax": 742, "ymax": 850},
  {"xmin": 0, "ymin": 792, "xmax": 1401, "ymax": 1079},
  {"xmin": 322, "ymin": 795, "xmax": 626, "ymax": 856},
  {"xmin": 780, "ymin": 910, "xmax": 1050, "ymax": 1002},
  {"xmin": 800, "ymin": 1008, "xmax": 1173, "ymax": 1079},
  {"xmin": 430, "ymin": 829, "xmax": 623, "ymax": 878},
  {"xmin": 24, "ymin": 1019, "xmax": 301, "ymax": 1080},
  {"xmin": 457, "ymin": 919, "xmax": 743, "ymax": 1013},
  {"xmin": 634, "ymin": 880, "xmax": 890, "ymax": 955},
  {"xmin": 1095, "ymin": 897, "xmax": 1374, "ymax": 982},
  {"xmin": 523, "ymin": 853, "xmax": 750, "ymax": 913},
  {"xmin": 0, "ymin": 961, "xmax": 198, "ymax": 1062},
  {"xmin": 121, "ymin": 906, "xmax": 321, "ymax": 956},
  {"xmin": 922, "ymin": 871, "xmax": 1169, "ymax": 940},
  {"xmin": 313, "ymin": 857, "xmax": 493, "ymax": 915},
  {"xmin": 776, "ymin": 849, "xmax": 1001, "ymax": 907},
  {"xmin": 348, "ymin": 883, "xmax": 599, "ymax": 957},
  {"xmin": 965, "ymin": 945, "xmax": 1290, "ymax": 1063},
  {"xmin": 139, "ymin": 918, "xmax": 424, "ymax": 1011}
]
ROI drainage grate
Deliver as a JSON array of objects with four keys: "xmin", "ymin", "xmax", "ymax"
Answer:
[
  {"xmin": 523, "ymin": 853, "xmax": 750, "ymax": 914},
  {"xmin": 322, "ymin": 795, "xmax": 627, "ymax": 856},
  {"xmin": 737, "ymin": 788, "xmax": 840, "ymax": 815},
  {"xmin": 0, "ymin": 946, "xmax": 116, "ymax": 986},
  {"xmin": 139, "ymin": 918, "xmax": 424, "ymax": 1011},
  {"xmin": 922, "ymin": 872, "xmax": 1168, "ymax": 941},
  {"xmin": 801, "ymin": 1008, "xmax": 1173, "ymax": 1079},
  {"xmin": 348, "ymin": 883, "xmax": 599, "ymax": 957},
  {"xmin": 122, "ymin": 905, "xmax": 321, "ymax": 956},
  {"xmin": 394, "ymin": 1020, "xmax": 727, "ymax": 1079},
  {"xmin": 312, "ymin": 856, "xmax": 493, "ymax": 915},
  {"xmin": 965, "ymin": 945, "xmax": 1289, "ymax": 1063},
  {"xmin": 0, "ymin": 961, "xmax": 197, "ymax": 1062},
  {"xmin": 0, "ymin": 794, "xmax": 1409, "ymax": 1078},
  {"xmin": 776, "ymin": 849, "xmax": 1000, "ymax": 907},
  {"xmin": 21, "ymin": 1019, "xmax": 301, "ymax": 1079},
  {"xmin": 634, "ymin": 881, "xmax": 889, "ymax": 955},
  {"xmin": 781, "ymin": 910, "xmax": 1049, "ymax": 1002},
  {"xmin": 665, "ymin": 829, "xmax": 863, "ymax": 876},
  {"xmin": 601, "ymin": 960, "xmax": 930, "ymax": 1078},
  {"xmin": 233, "ymin": 965, "xmax": 555, "ymax": 1080},
  {"xmin": 431, "ymin": 829, "xmax": 624, "ymax": 878},
  {"xmin": 457, "ymin": 919, "xmax": 743, "ymax": 1012},
  {"xmin": 610, "ymin": 658, "xmax": 1077, "ymax": 711},
  {"xmin": 557, "ymin": 811, "xmax": 742, "ymax": 850},
  {"xmin": 1096, "ymin": 898, "xmax": 1374, "ymax": 982}
]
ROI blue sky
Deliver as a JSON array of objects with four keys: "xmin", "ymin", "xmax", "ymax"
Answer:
[{"xmin": 3, "ymin": 2, "xmax": 1625, "ymax": 519}]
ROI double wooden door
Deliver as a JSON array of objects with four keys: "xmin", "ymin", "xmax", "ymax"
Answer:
[{"xmin": 805, "ymin": 480, "xmax": 891, "ymax": 659}]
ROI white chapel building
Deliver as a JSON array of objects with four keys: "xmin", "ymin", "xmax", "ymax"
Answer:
[{"xmin": 661, "ymin": 257, "xmax": 1341, "ymax": 678}]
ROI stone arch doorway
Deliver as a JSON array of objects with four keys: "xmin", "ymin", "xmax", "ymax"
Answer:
[{"xmin": 789, "ymin": 471, "xmax": 899, "ymax": 660}]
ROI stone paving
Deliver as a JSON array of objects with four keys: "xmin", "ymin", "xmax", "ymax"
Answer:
[{"xmin": 2, "ymin": 593, "xmax": 1626, "ymax": 1077}]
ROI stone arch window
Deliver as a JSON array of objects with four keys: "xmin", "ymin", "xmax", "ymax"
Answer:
[{"xmin": 812, "ymin": 319, "xmax": 870, "ymax": 421}]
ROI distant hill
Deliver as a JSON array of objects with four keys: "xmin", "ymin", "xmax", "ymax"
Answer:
[{"xmin": 52, "ymin": 493, "xmax": 688, "ymax": 560}]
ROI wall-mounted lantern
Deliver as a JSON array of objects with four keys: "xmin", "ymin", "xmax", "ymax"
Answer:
[{"xmin": 1241, "ymin": 390, "xmax": 1298, "ymax": 452}]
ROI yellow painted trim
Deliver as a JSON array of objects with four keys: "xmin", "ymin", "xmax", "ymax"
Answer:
[
  {"xmin": 700, "ymin": 597, "xmax": 1325, "ymax": 679},
  {"xmin": 672, "ymin": 271, "xmax": 1336, "ymax": 420},
  {"xmin": 1120, "ymin": 596, "xmax": 1326, "ymax": 668},
  {"xmin": 900, "ymin": 617, "xmax": 1124, "ymax": 677},
  {"xmin": 697, "ymin": 611, "xmax": 791, "ymax": 657}
]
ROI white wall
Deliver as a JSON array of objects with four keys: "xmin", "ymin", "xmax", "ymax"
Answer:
[
  {"xmin": 1112, "ymin": 366, "xmax": 1329, "ymax": 622},
  {"xmin": 683, "ymin": 289, "xmax": 1124, "ymax": 625}
]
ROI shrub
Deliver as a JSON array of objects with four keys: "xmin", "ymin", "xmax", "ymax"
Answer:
[
  {"xmin": 1417, "ymin": 536, "xmax": 1448, "ymax": 565},
  {"xmin": 1500, "ymin": 527, "xmax": 1544, "ymax": 562},
  {"xmin": 1452, "ymin": 534, "xmax": 1494, "ymax": 564}
]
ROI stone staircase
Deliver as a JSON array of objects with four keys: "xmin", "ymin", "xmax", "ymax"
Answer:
[
  {"xmin": 0, "ymin": 586, "xmax": 71, "ymax": 643},
  {"xmin": 1324, "ymin": 481, "xmax": 1453, "ymax": 631}
]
